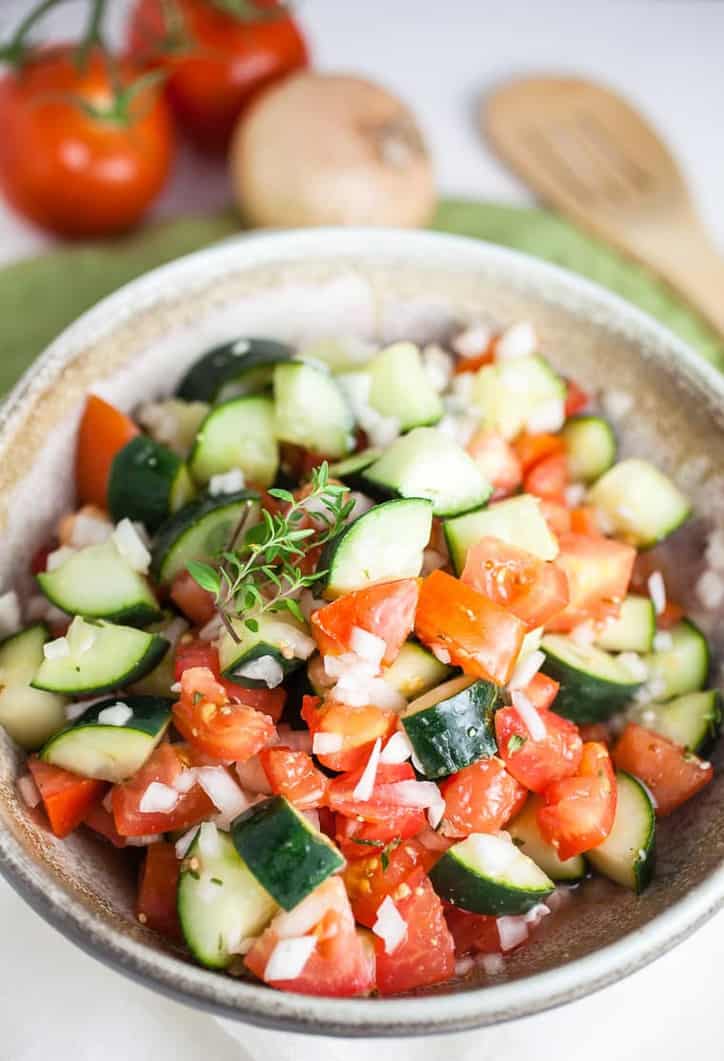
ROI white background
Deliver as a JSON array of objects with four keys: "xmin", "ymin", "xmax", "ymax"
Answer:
[{"xmin": 1, "ymin": 2, "xmax": 724, "ymax": 1059}]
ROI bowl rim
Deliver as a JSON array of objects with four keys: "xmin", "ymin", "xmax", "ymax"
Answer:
[{"xmin": 1, "ymin": 226, "xmax": 723, "ymax": 1037}]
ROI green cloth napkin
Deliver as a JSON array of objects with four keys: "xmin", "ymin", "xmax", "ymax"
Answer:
[{"xmin": 1, "ymin": 199, "xmax": 721, "ymax": 395}]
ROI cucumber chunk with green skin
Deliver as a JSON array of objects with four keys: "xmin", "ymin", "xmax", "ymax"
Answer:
[
  {"xmin": 32, "ymin": 619, "xmax": 169, "ymax": 697},
  {"xmin": 129, "ymin": 615, "xmax": 188, "ymax": 698},
  {"xmin": 628, "ymin": 690, "xmax": 721, "ymax": 754},
  {"xmin": 362, "ymin": 428, "xmax": 492, "ymax": 517},
  {"xmin": 444, "ymin": 494, "xmax": 559, "ymax": 574},
  {"xmin": 40, "ymin": 695, "xmax": 172, "ymax": 782},
  {"xmin": 507, "ymin": 796, "xmax": 587, "ymax": 882},
  {"xmin": 189, "ymin": 396, "xmax": 278, "ymax": 487},
  {"xmin": 319, "ymin": 497, "xmax": 433, "ymax": 599},
  {"xmin": 429, "ymin": 831, "xmax": 554, "ymax": 915},
  {"xmin": 588, "ymin": 458, "xmax": 691, "ymax": 547},
  {"xmin": 231, "ymin": 795, "xmax": 345, "ymax": 910},
  {"xmin": 401, "ymin": 676, "xmax": 499, "ymax": 779},
  {"xmin": 217, "ymin": 615, "xmax": 313, "ymax": 686},
  {"xmin": 274, "ymin": 361, "xmax": 354, "ymax": 459},
  {"xmin": 540, "ymin": 635, "xmax": 642, "ymax": 723},
  {"xmin": 473, "ymin": 355, "xmax": 565, "ymax": 440},
  {"xmin": 644, "ymin": 620, "xmax": 709, "ymax": 702},
  {"xmin": 37, "ymin": 540, "xmax": 161, "ymax": 626},
  {"xmin": 328, "ymin": 448, "xmax": 382, "ymax": 490},
  {"xmin": 0, "ymin": 625, "xmax": 67, "ymax": 750},
  {"xmin": 178, "ymin": 826, "xmax": 278, "ymax": 969},
  {"xmin": 176, "ymin": 337, "xmax": 294, "ymax": 403},
  {"xmin": 150, "ymin": 490, "xmax": 259, "ymax": 586},
  {"xmin": 137, "ymin": 398, "xmax": 209, "ymax": 455},
  {"xmin": 108, "ymin": 436, "xmax": 195, "ymax": 532},
  {"xmin": 368, "ymin": 342, "xmax": 443, "ymax": 430},
  {"xmin": 382, "ymin": 640, "xmax": 453, "ymax": 701},
  {"xmin": 595, "ymin": 595, "xmax": 656, "ymax": 654},
  {"xmin": 587, "ymin": 772, "xmax": 655, "ymax": 893},
  {"xmin": 562, "ymin": 416, "xmax": 616, "ymax": 484}
]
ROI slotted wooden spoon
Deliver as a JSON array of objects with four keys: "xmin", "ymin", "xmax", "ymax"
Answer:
[{"xmin": 485, "ymin": 76, "xmax": 724, "ymax": 339}]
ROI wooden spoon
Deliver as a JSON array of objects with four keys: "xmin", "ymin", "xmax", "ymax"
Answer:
[{"xmin": 485, "ymin": 76, "xmax": 724, "ymax": 339}]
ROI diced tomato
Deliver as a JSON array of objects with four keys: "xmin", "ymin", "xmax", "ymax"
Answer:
[
  {"xmin": 537, "ymin": 741, "xmax": 616, "ymax": 859},
  {"xmin": 564, "ymin": 379, "xmax": 591, "ymax": 417},
  {"xmin": 136, "ymin": 841, "xmax": 182, "ymax": 940},
  {"xmin": 570, "ymin": 506, "xmax": 602, "ymax": 536},
  {"xmin": 524, "ymin": 453, "xmax": 568, "ymax": 501},
  {"xmin": 522, "ymin": 672, "xmax": 560, "ymax": 711},
  {"xmin": 546, "ymin": 533, "xmax": 636, "ymax": 633},
  {"xmin": 75, "ymin": 394, "xmax": 139, "ymax": 507},
  {"xmin": 327, "ymin": 762, "xmax": 425, "ymax": 827},
  {"xmin": 453, "ymin": 337, "xmax": 496, "ymax": 375},
  {"xmin": 174, "ymin": 639, "xmax": 219, "ymax": 681},
  {"xmin": 173, "ymin": 666, "xmax": 276, "ymax": 762},
  {"xmin": 301, "ymin": 695, "xmax": 395, "ymax": 773},
  {"xmin": 613, "ymin": 723, "xmax": 713, "ymax": 816},
  {"xmin": 440, "ymin": 758, "xmax": 527, "ymax": 837},
  {"xmin": 83, "ymin": 799, "xmax": 126, "ymax": 847},
  {"xmin": 495, "ymin": 704, "xmax": 583, "ymax": 793},
  {"xmin": 174, "ymin": 641, "xmax": 285, "ymax": 721},
  {"xmin": 311, "ymin": 579, "xmax": 419, "ymax": 666},
  {"xmin": 27, "ymin": 757, "xmax": 106, "ymax": 839},
  {"xmin": 375, "ymin": 876, "xmax": 455, "ymax": 995},
  {"xmin": 335, "ymin": 812, "xmax": 427, "ymax": 859},
  {"xmin": 343, "ymin": 837, "xmax": 435, "ymax": 927},
  {"xmin": 466, "ymin": 430, "xmax": 522, "ymax": 499},
  {"xmin": 111, "ymin": 742, "xmax": 215, "ymax": 837},
  {"xmin": 514, "ymin": 432, "xmax": 565, "ymax": 474},
  {"xmin": 444, "ymin": 905, "xmax": 502, "ymax": 957},
  {"xmin": 415, "ymin": 570, "xmax": 525, "ymax": 685},
  {"xmin": 461, "ymin": 537, "xmax": 569, "ymax": 629},
  {"xmin": 540, "ymin": 499, "xmax": 572, "ymax": 537},
  {"xmin": 245, "ymin": 877, "xmax": 376, "ymax": 997},
  {"xmin": 259, "ymin": 746, "xmax": 328, "ymax": 809},
  {"xmin": 578, "ymin": 722, "xmax": 611, "ymax": 745},
  {"xmin": 169, "ymin": 570, "xmax": 217, "ymax": 625},
  {"xmin": 656, "ymin": 600, "xmax": 685, "ymax": 631}
]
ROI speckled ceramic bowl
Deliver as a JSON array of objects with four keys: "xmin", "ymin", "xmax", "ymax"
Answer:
[{"xmin": 1, "ymin": 229, "xmax": 723, "ymax": 1037}]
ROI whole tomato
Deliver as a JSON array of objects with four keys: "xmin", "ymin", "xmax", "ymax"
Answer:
[
  {"xmin": 0, "ymin": 46, "xmax": 174, "ymax": 238},
  {"xmin": 127, "ymin": 0, "xmax": 308, "ymax": 153}
]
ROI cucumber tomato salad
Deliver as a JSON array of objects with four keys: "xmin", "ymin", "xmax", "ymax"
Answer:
[{"xmin": 6, "ymin": 323, "xmax": 719, "ymax": 997}]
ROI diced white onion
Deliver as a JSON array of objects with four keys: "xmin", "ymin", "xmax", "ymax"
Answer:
[
  {"xmin": 173, "ymin": 769, "xmax": 197, "ymax": 794},
  {"xmin": 112, "ymin": 518, "xmax": 151, "ymax": 574},
  {"xmin": 564, "ymin": 483, "xmax": 586, "ymax": 508},
  {"xmin": 43, "ymin": 636, "xmax": 70, "ymax": 660},
  {"xmin": 427, "ymin": 793, "xmax": 446, "ymax": 830},
  {"xmin": 198, "ymin": 820, "xmax": 221, "ymax": 859},
  {"xmin": 125, "ymin": 834, "xmax": 161, "ymax": 847},
  {"xmin": 198, "ymin": 614, "xmax": 223, "ymax": 642},
  {"xmin": 379, "ymin": 730, "xmax": 413, "ymax": 765},
  {"xmin": 46, "ymin": 546, "xmax": 77, "ymax": 572},
  {"xmin": 17, "ymin": 774, "xmax": 41, "ymax": 808},
  {"xmin": 647, "ymin": 571, "xmax": 666, "ymax": 616},
  {"xmin": 451, "ymin": 321, "xmax": 492, "ymax": 358},
  {"xmin": 377, "ymin": 779, "xmax": 442, "ymax": 809},
  {"xmin": 312, "ymin": 732, "xmax": 344, "ymax": 755},
  {"xmin": 175, "ymin": 826, "xmax": 200, "ymax": 859},
  {"xmin": 480, "ymin": 953, "xmax": 505, "ymax": 976},
  {"xmin": 421, "ymin": 343, "xmax": 454, "ymax": 392},
  {"xmin": 431, "ymin": 645, "xmax": 451, "ymax": 665},
  {"xmin": 352, "ymin": 737, "xmax": 382, "ymax": 800},
  {"xmin": 372, "ymin": 896, "xmax": 408, "ymax": 955},
  {"xmin": 276, "ymin": 725, "xmax": 313, "ymax": 753},
  {"xmin": 170, "ymin": 681, "xmax": 182, "ymax": 694},
  {"xmin": 67, "ymin": 618, "xmax": 96, "ymax": 656},
  {"xmin": 508, "ymin": 650, "xmax": 545, "ymax": 692},
  {"xmin": 497, "ymin": 915, "xmax": 529, "ymax": 951},
  {"xmin": 570, "ymin": 621, "xmax": 596, "ymax": 647},
  {"xmin": 195, "ymin": 767, "xmax": 249, "ymax": 828},
  {"xmin": 209, "ymin": 468, "xmax": 246, "ymax": 496},
  {"xmin": 235, "ymin": 655, "xmax": 284, "ymax": 689},
  {"xmin": 299, "ymin": 589, "xmax": 325, "ymax": 622},
  {"xmin": 617, "ymin": 652, "xmax": 649, "ymax": 682},
  {"xmin": 265, "ymin": 936, "xmax": 317, "ymax": 982},
  {"xmin": 69, "ymin": 512, "xmax": 112, "ymax": 547},
  {"xmin": 346, "ymin": 492, "xmax": 375, "ymax": 522},
  {"xmin": 545, "ymin": 887, "xmax": 572, "ymax": 913},
  {"xmin": 653, "ymin": 631, "xmax": 674, "ymax": 653},
  {"xmin": 97, "ymin": 702, "xmax": 133, "ymax": 727},
  {"xmin": 161, "ymin": 618, "xmax": 189, "ymax": 648},
  {"xmin": 495, "ymin": 321, "xmax": 537, "ymax": 361},
  {"xmin": 524, "ymin": 903, "xmax": 551, "ymax": 927},
  {"xmin": 511, "ymin": 691, "xmax": 547, "ymax": 742},
  {"xmin": 455, "ymin": 956, "xmax": 474, "ymax": 977},
  {"xmin": 525, "ymin": 397, "xmax": 565, "ymax": 435},
  {"xmin": 139, "ymin": 781, "xmax": 179, "ymax": 814},
  {"xmin": 235, "ymin": 757, "xmax": 273, "ymax": 795},
  {"xmin": 349, "ymin": 627, "xmax": 386, "ymax": 669}
]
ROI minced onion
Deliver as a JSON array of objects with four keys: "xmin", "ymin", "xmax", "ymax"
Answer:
[
  {"xmin": 43, "ymin": 636, "xmax": 70, "ymax": 660},
  {"xmin": 312, "ymin": 732, "xmax": 344, "ymax": 756},
  {"xmin": 508, "ymin": 650, "xmax": 545, "ymax": 692},
  {"xmin": 264, "ymin": 936, "xmax": 317, "ymax": 982},
  {"xmin": 349, "ymin": 626, "xmax": 386, "ymax": 668},
  {"xmin": 496, "ymin": 915, "xmax": 529, "ymax": 951},
  {"xmin": 139, "ymin": 782, "xmax": 179, "ymax": 814},
  {"xmin": 198, "ymin": 820, "xmax": 221, "ymax": 859},
  {"xmin": 511, "ymin": 691, "xmax": 546, "ymax": 742},
  {"xmin": 379, "ymin": 730, "xmax": 413, "ymax": 765},
  {"xmin": 495, "ymin": 321, "xmax": 536, "ymax": 360},
  {"xmin": 174, "ymin": 826, "xmax": 200, "ymax": 859},
  {"xmin": 372, "ymin": 896, "xmax": 408, "ymax": 955},
  {"xmin": 112, "ymin": 518, "xmax": 151, "ymax": 574},
  {"xmin": 195, "ymin": 767, "xmax": 249, "ymax": 828},
  {"xmin": 17, "ymin": 773, "xmax": 41, "ymax": 808},
  {"xmin": 96, "ymin": 702, "xmax": 133, "ymax": 727},
  {"xmin": 235, "ymin": 655, "xmax": 285, "ymax": 689},
  {"xmin": 352, "ymin": 738, "xmax": 382, "ymax": 800},
  {"xmin": 647, "ymin": 571, "xmax": 666, "ymax": 615}
]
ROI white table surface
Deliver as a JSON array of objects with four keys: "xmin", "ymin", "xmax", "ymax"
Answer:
[{"xmin": 1, "ymin": 2, "xmax": 723, "ymax": 1059}]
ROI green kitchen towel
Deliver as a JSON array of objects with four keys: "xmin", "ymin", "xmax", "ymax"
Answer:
[{"xmin": 0, "ymin": 199, "xmax": 721, "ymax": 395}]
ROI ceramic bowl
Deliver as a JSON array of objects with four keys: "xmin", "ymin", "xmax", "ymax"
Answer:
[{"xmin": 1, "ymin": 229, "xmax": 723, "ymax": 1037}]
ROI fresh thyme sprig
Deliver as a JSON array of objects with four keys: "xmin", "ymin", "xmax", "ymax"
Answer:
[{"xmin": 188, "ymin": 462, "xmax": 354, "ymax": 641}]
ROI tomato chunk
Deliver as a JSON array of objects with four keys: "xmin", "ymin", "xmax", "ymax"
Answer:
[
  {"xmin": 466, "ymin": 431, "xmax": 522, "ymax": 499},
  {"xmin": 83, "ymin": 799, "xmax": 127, "ymax": 847},
  {"xmin": 174, "ymin": 641, "xmax": 285, "ymax": 721},
  {"xmin": 311, "ymin": 579, "xmax": 419, "ymax": 665},
  {"xmin": 259, "ymin": 746, "xmax": 328, "ymax": 809},
  {"xmin": 547, "ymin": 533, "xmax": 635, "ymax": 633},
  {"xmin": 461, "ymin": 537, "xmax": 569, "ymax": 628},
  {"xmin": 343, "ymin": 837, "xmax": 435, "ymax": 927},
  {"xmin": 613, "ymin": 723, "xmax": 713, "ymax": 816},
  {"xmin": 375, "ymin": 877, "xmax": 455, "ymax": 995},
  {"xmin": 245, "ymin": 878, "xmax": 375, "ymax": 997},
  {"xmin": 327, "ymin": 762, "xmax": 425, "ymax": 827},
  {"xmin": 440, "ymin": 758, "xmax": 527, "ymax": 837},
  {"xmin": 27, "ymin": 757, "xmax": 106, "ymax": 838},
  {"xmin": 564, "ymin": 379, "xmax": 590, "ymax": 417},
  {"xmin": 75, "ymin": 394, "xmax": 139, "ymax": 507},
  {"xmin": 173, "ymin": 666, "xmax": 276, "ymax": 762},
  {"xmin": 111, "ymin": 743, "xmax": 215, "ymax": 837},
  {"xmin": 521, "ymin": 672, "xmax": 560, "ymax": 711},
  {"xmin": 169, "ymin": 570, "xmax": 216, "ymax": 625},
  {"xmin": 444, "ymin": 905, "xmax": 502, "ymax": 956},
  {"xmin": 524, "ymin": 452, "xmax": 568, "ymax": 501},
  {"xmin": 537, "ymin": 741, "xmax": 616, "ymax": 859},
  {"xmin": 415, "ymin": 570, "xmax": 525, "ymax": 685},
  {"xmin": 569, "ymin": 506, "xmax": 602, "ymax": 537},
  {"xmin": 495, "ymin": 704, "xmax": 583, "ymax": 792},
  {"xmin": 540, "ymin": 499, "xmax": 572, "ymax": 537},
  {"xmin": 514, "ymin": 432, "xmax": 565, "ymax": 474},
  {"xmin": 136, "ymin": 841, "xmax": 182, "ymax": 939},
  {"xmin": 301, "ymin": 694, "xmax": 395, "ymax": 773},
  {"xmin": 335, "ymin": 812, "xmax": 427, "ymax": 859}
]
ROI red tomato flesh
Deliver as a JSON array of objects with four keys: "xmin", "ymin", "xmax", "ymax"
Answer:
[
  {"xmin": 343, "ymin": 838, "xmax": 435, "ymax": 927},
  {"xmin": 495, "ymin": 704, "xmax": 583, "ymax": 793},
  {"xmin": 335, "ymin": 811, "xmax": 427, "ymax": 859},
  {"xmin": 174, "ymin": 640, "xmax": 285, "ymax": 721},
  {"xmin": 301, "ymin": 694, "xmax": 395, "ymax": 773},
  {"xmin": 514, "ymin": 432, "xmax": 565, "ymax": 474},
  {"xmin": 466, "ymin": 431, "xmax": 522, "ymax": 499},
  {"xmin": 83, "ymin": 799, "xmax": 127, "ymax": 848},
  {"xmin": 311, "ymin": 579, "xmax": 419, "ymax": 665},
  {"xmin": 524, "ymin": 452, "xmax": 568, "ymax": 501},
  {"xmin": 375, "ymin": 877, "xmax": 455, "ymax": 995},
  {"xmin": 259, "ymin": 746, "xmax": 328, "ymax": 809},
  {"xmin": 444, "ymin": 905, "xmax": 502, "ymax": 957},
  {"xmin": 111, "ymin": 742, "xmax": 215, "ymax": 837},
  {"xmin": 521, "ymin": 672, "xmax": 560, "ymax": 711},
  {"xmin": 173, "ymin": 666, "xmax": 276, "ymax": 762},
  {"xmin": 564, "ymin": 379, "xmax": 591, "ymax": 417},
  {"xmin": 27, "ymin": 757, "xmax": 106, "ymax": 838},
  {"xmin": 547, "ymin": 533, "xmax": 636, "ymax": 633},
  {"xmin": 461, "ymin": 536, "xmax": 569, "ymax": 628},
  {"xmin": 440, "ymin": 758, "xmax": 527, "ymax": 838},
  {"xmin": 169, "ymin": 570, "xmax": 216, "ymax": 625},
  {"xmin": 75, "ymin": 395, "xmax": 139, "ymax": 508},
  {"xmin": 136, "ymin": 841, "xmax": 182, "ymax": 939},
  {"xmin": 537, "ymin": 741, "xmax": 617, "ymax": 859},
  {"xmin": 327, "ymin": 762, "xmax": 426, "ymax": 827},
  {"xmin": 613, "ymin": 723, "xmax": 713, "ymax": 816}
]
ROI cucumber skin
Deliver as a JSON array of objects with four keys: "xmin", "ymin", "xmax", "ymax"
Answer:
[
  {"xmin": 587, "ymin": 772, "xmax": 655, "ymax": 894},
  {"xmin": 150, "ymin": 489, "xmax": 258, "ymax": 584},
  {"xmin": 108, "ymin": 436, "xmax": 190, "ymax": 533},
  {"xmin": 36, "ymin": 571, "xmax": 161, "ymax": 628},
  {"xmin": 401, "ymin": 680, "xmax": 499, "ymax": 779},
  {"xmin": 220, "ymin": 640, "xmax": 304, "ymax": 687},
  {"xmin": 231, "ymin": 796, "xmax": 344, "ymax": 911},
  {"xmin": 429, "ymin": 850, "xmax": 554, "ymax": 916},
  {"xmin": 31, "ymin": 634, "xmax": 170, "ymax": 696},
  {"xmin": 70, "ymin": 695, "xmax": 173, "ymax": 737},
  {"xmin": 541, "ymin": 652, "xmax": 640, "ymax": 724},
  {"xmin": 176, "ymin": 338, "xmax": 293, "ymax": 402}
]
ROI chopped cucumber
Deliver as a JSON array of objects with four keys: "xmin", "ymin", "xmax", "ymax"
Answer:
[
  {"xmin": 541, "ymin": 635, "xmax": 642, "ymax": 722},
  {"xmin": 176, "ymin": 337, "xmax": 293, "ymax": 403},
  {"xmin": 107, "ymin": 436, "xmax": 195, "ymax": 532},
  {"xmin": 473, "ymin": 355, "xmax": 565, "ymax": 440},
  {"xmin": 189, "ymin": 396, "xmax": 278, "ymax": 487},
  {"xmin": 217, "ymin": 614, "xmax": 312, "ymax": 685},
  {"xmin": 40, "ymin": 695, "xmax": 172, "ymax": 782},
  {"xmin": 178, "ymin": 827, "xmax": 278, "ymax": 969},
  {"xmin": 319, "ymin": 497, "xmax": 433, "ymax": 598},
  {"xmin": 595, "ymin": 595, "xmax": 656, "ymax": 654},
  {"xmin": 382, "ymin": 640, "xmax": 453, "ymax": 700},
  {"xmin": 588, "ymin": 458, "xmax": 691, "ymax": 547},
  {"xmin": 444, "ymin": 494, "xmax": 559, "ymax": 574},
  {"xmin": 400, "ymin": 676, "xmax": 499, "ymax": 779},
  {"xmin": 137, "ymin": 398, "xmax": 209, "ymax": 455},
  {"xmin": 562, "ymin": 416, "xmax": 616, "ymax": 483},
  {"xmin": 37, "ymin": 540, "xmax": 161, "ymax": 626},
  {"xmin": 32, "ymin": 618, "xmax": 169, "ymax": 697},
  {"xmin": 362, "ymin": 428, "xmax": 492, "ymax": 517},
  {"xmin": 0, "ymin": 625, "xmax": 67, "ymax": 750},
  {"xmin": 368, "ymin": 342, "xmax": 443, "ymax": 430},
  {"xmin": 328, "ymin": 448, "xmax": 382, "ymax": 488},
  {"xmin": 644, "ymin": 620, "xmax": 709, "ymax": 702},
  {"xmin": 150, "ymin": 490, "xmax": 258, "ymax": 586},
  {"xmin": 508, "ymin": 796, "xmax": 587, "ymax": 882},
  {"xmin": 273, "ymin": 361, "xmax": 354, "ymax": 459},
  {"xmin": 429, "ymin": 831, "xmax": 554, "ymax": 915},
  {"xmin": 129, "ymin": 615, "xmax": 188, "ymax": 698},
  {"xmin": 628, "ymin": 690, "xmax": 721, "ymax": 754},
  {"xmin": 231, "ymin": 795, "xmax": 344, "ymax": 910},
  {"xmin": 587, "ymin": 772, "xmax": 655, "ymax": 893}
]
